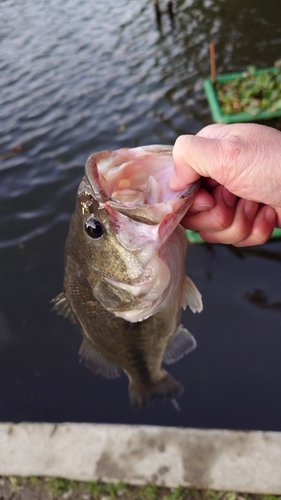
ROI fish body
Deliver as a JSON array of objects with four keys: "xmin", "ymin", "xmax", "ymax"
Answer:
[{"xmin": 54, "ymin": 145, "xmax": 202, "ymax": 408}]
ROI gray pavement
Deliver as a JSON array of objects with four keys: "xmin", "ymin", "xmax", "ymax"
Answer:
[{"xmin": 0, "ymin": 423, "xmax": 280, "ymax": 494}]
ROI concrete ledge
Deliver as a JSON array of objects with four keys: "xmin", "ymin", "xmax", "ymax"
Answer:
[{"xmin": 0, "ymin": 423, "xmax": 281, "ymax": 494}]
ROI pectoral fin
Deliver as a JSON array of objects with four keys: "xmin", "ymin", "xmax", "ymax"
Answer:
[
  {"xmin": 79, "ymin": 338, "xmax": 121, "ymax": 379},
  {"xmin": 163, "ymin": 325, "xmax": 197, "ymax": 365},
  {"xmin": 181, "ymin": 275, "xmax": 203, "ymax": 313},
  {"xmin": 51, "ymin": 292, "xmax": 77, "ymax": 323}
]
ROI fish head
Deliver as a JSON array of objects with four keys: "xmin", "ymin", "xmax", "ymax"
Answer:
[
  {"xmin": 67, "ymin": 145, "xmax": 199, "ymax": 320},
  {"xmin": 85, "ymin": 145, "xmax": 199, "ymax": 252}
]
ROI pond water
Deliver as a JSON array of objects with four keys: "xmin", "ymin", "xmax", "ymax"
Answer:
[{"xmin": 1, "ymin": 0, "xmax": 281, "ymax": 430}]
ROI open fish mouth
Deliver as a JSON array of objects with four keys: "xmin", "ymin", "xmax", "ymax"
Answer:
[
  {"xmin": 84, "ymin": 145, "xmax": 200, "ymax": 239},
  {"xmin": 85, "ymin": 144, "xmax": 199, "ymax": 207}
]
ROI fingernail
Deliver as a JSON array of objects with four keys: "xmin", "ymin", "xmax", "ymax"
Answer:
[
  {"xmin": 244, "ymin": 200, "xmax": 259, "ymax": 221},
  {"xmin": 265, "ymin": 206, "xmax": 276, "ymax": 224},
  {"xmin": 190, "ymin": 202, "xmax": 215, "ymax": 213},
  {"xmin": 222, "ymin": 187, "xmax": 237, "ymax": 208}
]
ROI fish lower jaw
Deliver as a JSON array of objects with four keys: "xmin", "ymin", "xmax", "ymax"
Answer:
[
  {"xmin": 103, "ymin": 256, "xmax": 172, "ymax": 322},
  {"xmin": 113, "ymin": 307, "xmax": 154, "ymax": 323},
  {"xmin": 110, "ymin": 287, "xmax": 171, "ymax": 323}
]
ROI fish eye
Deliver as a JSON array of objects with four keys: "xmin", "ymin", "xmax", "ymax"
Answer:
[{"xmin": 85, "ymin": 217, "xmax": 104, "ymax": 239}]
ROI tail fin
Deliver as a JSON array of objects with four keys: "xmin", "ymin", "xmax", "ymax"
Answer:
[{"xmin": 129, "ymin": 371, "xmax": 183, "ymax": 410}]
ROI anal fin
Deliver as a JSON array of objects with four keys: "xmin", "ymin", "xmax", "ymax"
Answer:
[
  {"xmin": 163, "ymin": 325, "xmax": 196, "ymax": 365},
  {"xmin": 79, "ymin": 337, "xmax": 121, "ymax": 379}
]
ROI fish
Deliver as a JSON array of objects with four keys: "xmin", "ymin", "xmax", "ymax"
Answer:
[{"xmin": 53, "ymin": 145, "xmax": 203, "ymax": 409}]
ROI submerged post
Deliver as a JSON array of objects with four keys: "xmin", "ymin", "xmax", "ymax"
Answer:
[
  {"xmin": 209, "ymin": 42, "xmax": 217, "ymax": 85},
  {"xmin": 153, "ymin": 0, "xmax": 162, "ymax": 30},
  {"xmin": 167, "ymin": 1, "xmax": 174, "ymax": 27}
]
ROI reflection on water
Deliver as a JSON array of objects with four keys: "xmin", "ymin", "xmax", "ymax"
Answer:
[
  {"xmin": 229, "ymin": 244, "xmax": 281, "ymax": 264},
  {"xmin": 229, "ymin": 244, "xmax": 281, "ymax": 311},
  {"xmin": 1, "ymin": 0, "xmax": 281, "ymax": 429},
  {"xmin": 152, "ymin": 0, "xmax": 175, "ymax": 32},
  {"xmin": 245, "ymin": 289, "xmax": 281, "ymax": 312}
]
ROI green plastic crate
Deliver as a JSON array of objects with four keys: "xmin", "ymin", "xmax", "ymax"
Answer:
[
  {"xmin": 186, "ymin": 227, "xmax": 281, "ymax": 244},
  {"xmin": 204, "ymin": 67, "xmax": 281, "ymax": 124}
]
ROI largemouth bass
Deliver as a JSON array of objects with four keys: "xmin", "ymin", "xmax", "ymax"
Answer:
[{"xmin": 53, "ymin": 145, "xmax": 203, "ymax": 408}]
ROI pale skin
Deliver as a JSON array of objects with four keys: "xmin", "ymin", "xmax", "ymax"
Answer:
[{"xmin": 169, "ymin": 123, "xmax": 281, "ymax": 247}]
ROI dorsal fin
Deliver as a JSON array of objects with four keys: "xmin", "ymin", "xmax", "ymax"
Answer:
[
  {"xmin": 51, "ymin": 292, "xmax": 77, "ymax": 324},
  {"xmin": 79, "ymin": 338, "xmax": 121, "ymax": 379},
  {"xmin": 163, "ymin": 325, "xmax": 196, "ymax": 365},
  {"xmin": 181, "ymin": 275, "xmax": 203, "ymax": 313}
]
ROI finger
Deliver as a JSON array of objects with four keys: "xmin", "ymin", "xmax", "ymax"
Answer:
[
  {"xmin": 196, "ymin": 123, "xmax": 228, "ymax": 139},
  {"xmin": 170, "ymin": 134, "xmax": 230, "ymax": 191},
  {"xmin": 234, "ymin": 205, "xmax": 276, "ymax": 247},
  {"xmin": 181, "ymin": 185, "xmax": 237, "ymax": 232},
  {"xmin": 276, "ymin": 207, "xmax": 281, "ymax": 227},
  {"xmin": 201, "ymin": 178, "xmax": 220, "ymax": 191},
  {"xmin": 170, "ymin": 135, "xmax": 201, "ymax": 190},
  {"xmin": 199, "ymin": 201, "xmax": 275, "ymax": 246},
  {"xmin": 200, "ymin": 199, "xmax": 261, "ymax": 244},
  {"xmin": 188, "ymin": 187, "xmax": 215, "ymax": 215}
]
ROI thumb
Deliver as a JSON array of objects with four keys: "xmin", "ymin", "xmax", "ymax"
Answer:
[{"xmin": 170, "ymin": 134, "xmax": 224, "ymax": 191}]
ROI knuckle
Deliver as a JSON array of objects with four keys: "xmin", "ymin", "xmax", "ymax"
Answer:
[
  {"xmin": 212, "ymin": 209, "xmax": 234, "ymax": 231},
  {"xmin": 234, "ymin": 230, "xmax": 271, "ymax": 247}
]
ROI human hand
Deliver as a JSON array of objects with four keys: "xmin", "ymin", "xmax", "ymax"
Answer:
[{"xmin": 169, "ymin": 123, "xmax": 281, "ymax": 246}]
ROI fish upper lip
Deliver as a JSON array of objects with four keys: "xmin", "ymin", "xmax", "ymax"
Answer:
[
  {"xmin": 85, "ymin": 156, "xmax": 108, "ymax": 203},
  {"xmin": 180, "ymin": 179, "xmax": 201, "ymax": 199}
]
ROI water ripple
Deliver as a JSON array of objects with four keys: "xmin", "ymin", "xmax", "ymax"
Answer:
[
  {"xmin": 1, "ymin": 0, "xmax": 281, "ymax": 248},
  {"xmin": 1, "ymin": 0, "xmax": 281, "ymax": 428}
]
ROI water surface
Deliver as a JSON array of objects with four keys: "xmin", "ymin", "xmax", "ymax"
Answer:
[{"xmin": 1, "ymin": 0, "xmax": 281, "ymax": 429}]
